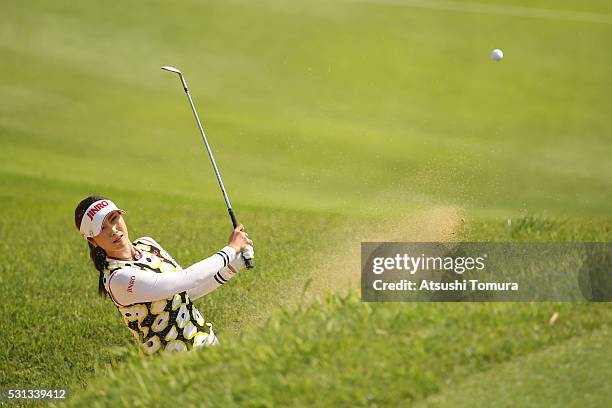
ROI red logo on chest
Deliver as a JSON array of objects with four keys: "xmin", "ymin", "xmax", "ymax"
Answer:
[{"xmin": 127, "ymin": 275, "xmax": 136, "ymax": 292}]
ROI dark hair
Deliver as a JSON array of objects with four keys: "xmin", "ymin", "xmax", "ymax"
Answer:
[{"xmin": 75, "ymin": 195, "xmax": 111, "ymax": 299}]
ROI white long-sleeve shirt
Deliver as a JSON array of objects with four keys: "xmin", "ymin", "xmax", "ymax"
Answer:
[
  {"xmin": 100, "ymin": 236, "xmax": 247, "ymax": 355},
  {"xmin": 104, "ymin": 237, "xmax": 240, "ymax": 307}
]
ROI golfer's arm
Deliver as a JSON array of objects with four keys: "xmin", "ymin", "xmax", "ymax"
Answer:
[
  {"xmin": 186, "ymin": 252, "xmax": 248, "ymax": 300},
  {"xmin": 186, "ymin": 266, "xmax": 237, "ymax": 300},
  {"xmin": 108, "ymin": 246, "xmax": 236, "ymax": 306}
]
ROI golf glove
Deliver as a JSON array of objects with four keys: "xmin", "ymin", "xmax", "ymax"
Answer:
[{"xmin": 232, "ymin": 245, "xmax": 254, "ymax": 272}]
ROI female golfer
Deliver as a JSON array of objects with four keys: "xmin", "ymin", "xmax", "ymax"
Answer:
[{"xmin": 74, "ymin": 195, "xmax": 254, "ymax": 355}]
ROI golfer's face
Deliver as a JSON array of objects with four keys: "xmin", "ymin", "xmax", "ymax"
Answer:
[{"xmin": 92, "ymin": 211, "xmax": 130, "ymax": 252}]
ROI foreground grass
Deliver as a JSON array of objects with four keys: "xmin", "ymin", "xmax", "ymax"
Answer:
[
  {"xmin": 2, "ymin": 171, "xmax": 609, "ymax": 407},
  {"xmin": 66, "ymin": 296, "xmax": 611, "ymax": 407},
  {"xmin": 62, "ymin": 214, "xmax": 610, "ymax": 406},
  {"xmin": 418, "ymin": 325, "xmax": 612, "ymax": 407}
]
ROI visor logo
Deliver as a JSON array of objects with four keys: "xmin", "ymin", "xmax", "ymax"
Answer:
[{"xmin": 87, "ymin": 200, "xmax": 109, "ymax": 221}]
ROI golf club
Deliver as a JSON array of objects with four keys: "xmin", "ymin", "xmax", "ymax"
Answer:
[{"xmin": 161, "ymin": 65, "xmax": 254, "ymax": 269}]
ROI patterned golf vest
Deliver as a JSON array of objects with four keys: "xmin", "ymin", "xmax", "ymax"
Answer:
[{"xmin": 102, "ymin": 237, "xmax": 216, "ymax": 355}]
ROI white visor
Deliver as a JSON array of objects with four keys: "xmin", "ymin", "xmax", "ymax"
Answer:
[{"xmin": 79, "ymin": 199, "xmax": 126, "ymax": 239}]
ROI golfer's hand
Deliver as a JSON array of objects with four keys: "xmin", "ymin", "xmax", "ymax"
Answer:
[
  {"xmin": 228, "ymin": 224, "xmax": 253, "ymax": 253},
  {"xmin": 242, "ymin": 245, "xmax": 254, "ymax": 261},
  {"xmin": 228, "ymin": 245, "xmax": 255, "ymax": 273}
]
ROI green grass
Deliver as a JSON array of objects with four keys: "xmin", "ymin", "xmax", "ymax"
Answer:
[
  {"xmin": 417, "ymin": 325, "xmax": 612, "ymax": 407},
  {"xmin": 1, "ymin": 0, "xmax": 611, "ymax": 217},
  {"xmin": 1, "ymin": 0, "xmax": 611, "ymax": 406},
  {"xmin": 64, "ymin": 297, "xmax": 611, "ymax": 407},
  {"xmin": 0, "ymin": 173, "xmax": 343, "ymax": 388}
]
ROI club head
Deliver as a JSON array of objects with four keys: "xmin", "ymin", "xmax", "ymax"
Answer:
[{"xmin": 161, "ymin": 66, "xmax": 183, "ymax": 75}]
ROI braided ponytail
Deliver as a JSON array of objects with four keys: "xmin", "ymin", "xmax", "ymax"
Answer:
[
  {"xmin": 75, "ymin": 195, "xmax": 112, "ymax": 299},
  {"xmin": 89, "ymin": 241, "xmax": 109, "ymax": 298}
]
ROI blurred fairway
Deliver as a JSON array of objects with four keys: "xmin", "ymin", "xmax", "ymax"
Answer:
[
  {"xmin": 1, "ymin": 0, "xmax": 611, "ymax": 406},
  {"xmin": 2, "ymin": 0, "xmax": 611, "ymax": 216}
]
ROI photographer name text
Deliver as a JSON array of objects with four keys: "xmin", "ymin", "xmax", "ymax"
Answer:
[{"xmin": 372, "ymin": 279, "xmax": 519, "ymax": 291}]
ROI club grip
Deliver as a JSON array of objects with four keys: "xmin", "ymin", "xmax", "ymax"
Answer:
[
  {"xmin": 228, "ymin": 208, "xmax": 239, "ymax": 228},
  {"xmin": 228, "ymin": 208, "xmax": 255, "ymax": 269}
]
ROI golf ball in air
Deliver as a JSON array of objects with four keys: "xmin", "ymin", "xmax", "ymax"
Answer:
[{"xmin": 491, "ymin": 49, "xmax": 504, "ymax": 61}]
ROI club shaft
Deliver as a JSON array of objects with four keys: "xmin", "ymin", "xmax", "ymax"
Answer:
[
  {"xmin": 182, "ymin": 84, "xmax": 234, "ymax": 215},
  {"xmin": 163, "ymin": 66, "xmax": 253, "ymax": 268}
]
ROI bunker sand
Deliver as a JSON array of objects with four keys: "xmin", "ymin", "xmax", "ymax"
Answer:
[
  {"xmin": 245, "ymin": 206, "xmax": 465, "ymax": 329},
  {"xmin": 305, "ymin": 206, "xmax": 465, "ymax": 300}
]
